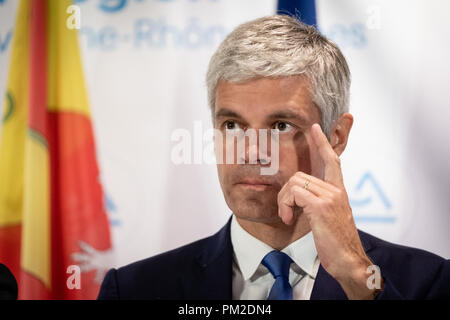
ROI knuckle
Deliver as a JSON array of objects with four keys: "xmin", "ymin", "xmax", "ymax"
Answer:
[
  {"xmin": 289, "ymin": 176, "xmax": 302, "ymax": 188},
  {"xmin": 295, "ymin": 171, "xmax": 304, "ymax": 179},
  {"xmin": 328, "ymin": 193, "xmax": 337, "ymax": 203},
  {"xmin": 287, "ymin": 176, "xmax": 295, "ymax": 185},
  {"xmin": 332, "ymin": 189, "xmax": 343, "ymax": 201},
  {"xmin": 291, "ymin": 174, "xmax": 301, "ymax": 184}
]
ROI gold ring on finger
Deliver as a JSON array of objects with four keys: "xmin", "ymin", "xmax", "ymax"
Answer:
[{"xmin": 304, "ymin": 179, "xmax": 311, "ymax": 190}]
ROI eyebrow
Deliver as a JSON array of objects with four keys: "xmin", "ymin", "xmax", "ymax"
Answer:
[
  {"xmin": 214, "ymin": 107, "xmax": 311, "ymax": 126},
  {"xmin": 266, "ymin": 110, "xmax": 310, "ymax": 126},
  {"xmin": 214, "ymin": 108, "xmax": 242, "ymax": 119}
]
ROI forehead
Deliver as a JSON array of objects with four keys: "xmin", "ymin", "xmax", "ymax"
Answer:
[{"xmin": 215, "ymin": 76, "xmax": 320, "ymax": 123}]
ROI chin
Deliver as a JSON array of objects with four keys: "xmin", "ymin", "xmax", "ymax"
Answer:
[
  {"xmin": 230, "ymin": 198, "xmax": 280, "ymax": 224},
  {"xmin": 222, "ymin": 183, "xmax": 283, "ymax": 223}
]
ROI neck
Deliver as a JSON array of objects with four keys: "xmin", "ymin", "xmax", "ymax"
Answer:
[{"xmin": 235, "ymin": 213, "xmax": 311, "ymax": 250}]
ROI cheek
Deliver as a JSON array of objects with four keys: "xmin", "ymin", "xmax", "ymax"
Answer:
[
  {"xmin": 278, "ymin": 132, "xmax": 313, "ymax": 176},
  {"xmin": 216, "ymin": 164, "xmax": 226, "ymax": 186},
  {"xmin": 216, "ymin": 164, "xmax": 234, "ymax": 193}
]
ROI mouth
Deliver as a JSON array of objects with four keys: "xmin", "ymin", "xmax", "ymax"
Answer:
[{"xmin": 235, "ymin": 179, "xmax": 273, "ymax": 191}]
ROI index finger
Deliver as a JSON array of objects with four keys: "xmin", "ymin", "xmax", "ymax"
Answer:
[{"xmin": 310, "ymin": 123, "xmax": 344, "ymax": 187}]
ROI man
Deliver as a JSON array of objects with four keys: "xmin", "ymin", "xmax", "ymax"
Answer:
[{"xmin": 98, "ymin": 15, "xmax": 450, "ymax": 300}]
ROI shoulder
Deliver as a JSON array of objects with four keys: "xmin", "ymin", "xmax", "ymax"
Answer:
[
  {"xmin": 98, "ymin": 218, "xmax": 232, "ymax": 300},
  {"xmin": 358, "ymin": 229, "xmax": 445, "ymax": 265},
  {"xmin": 118, "ymin": 235, "xmax": 212, "ymax": 280},
  {"xmin": 98, "ymin": 230, "xmax": 222, "ymax": 300},
  {"xmin": 357, "ymin": 230, "xmax": 450, "ymax": 299}
]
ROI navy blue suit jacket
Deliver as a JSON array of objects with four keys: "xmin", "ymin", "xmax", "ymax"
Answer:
[{"xmin": 98, "ymin": 218, "xmax": 450, "ymax": 300}]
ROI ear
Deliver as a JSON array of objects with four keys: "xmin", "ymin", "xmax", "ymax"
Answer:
[{"xmin": 329, "ymin": 113, "xmax": 353, "ymax": 156}]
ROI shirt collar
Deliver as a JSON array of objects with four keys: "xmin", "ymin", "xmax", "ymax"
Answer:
[
  {"xmin": 230, "ymin": 215, "xmax": 318, "ymax": 280},
  {"xmin": 281, "ymin": 230, "xmax": 317, "ymax": 278},
  {"xmin": 231, "ymin": 215, "xmax": 273, "ymax": 281}
]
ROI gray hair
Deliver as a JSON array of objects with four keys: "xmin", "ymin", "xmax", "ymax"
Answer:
[{"xmin": 206, "ymin": 14, "xmax": 351, "ymax": 137}]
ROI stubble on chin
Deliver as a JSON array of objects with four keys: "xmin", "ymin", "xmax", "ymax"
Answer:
[{"xmin": 229, "ymin": 189, "xmax": 281, "ymax": 224}]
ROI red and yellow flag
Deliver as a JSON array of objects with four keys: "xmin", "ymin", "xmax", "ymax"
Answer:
[{"xmin": 0, "ymin": 0, "xmax": 112, "ymax": 299}]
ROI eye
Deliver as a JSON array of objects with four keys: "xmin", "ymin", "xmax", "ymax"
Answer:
[
  {"xmin": 273, "ymin": 121, "xmax": 293, "ymax": 133},
  {"xmin": 224, "ymin": 120, "xmax": 242, "ymax": 131}
]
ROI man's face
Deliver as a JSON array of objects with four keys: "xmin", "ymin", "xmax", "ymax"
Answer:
[{"xmin": 214, "ymin": 76, "xmax": 323, "ymax": 225}]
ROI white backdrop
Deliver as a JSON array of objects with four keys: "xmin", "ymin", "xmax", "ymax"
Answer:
[{"xmin": 0, "ymin": 0, "xmax": 448, "ymax": 271}]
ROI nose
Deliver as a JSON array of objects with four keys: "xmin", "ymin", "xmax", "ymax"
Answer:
[
  {"xmin": 239, "ymin": 129, "xmax": 271, "ymax": 165},
  {"xmin": 246, "ymin": 142, "xmax": 259, "ymax": 164}
]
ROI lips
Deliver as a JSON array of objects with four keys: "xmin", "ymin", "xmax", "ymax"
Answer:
[
  {"xmin": 235, "ymin": 178, "xmax": 273, "ymax": 191},
  {"xmin": 237, "ymin": 178, "xmax": 272, "ymax": 186}
]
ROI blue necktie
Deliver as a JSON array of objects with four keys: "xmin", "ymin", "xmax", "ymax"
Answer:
[{"xmin": 261, "ymin": 250, "xmax": 293, "ymax": 300}]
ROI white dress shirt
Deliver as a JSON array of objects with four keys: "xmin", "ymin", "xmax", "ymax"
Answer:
[{"xmin": 231, "ymin": 215, "xmax": 320, "ymax": 300}]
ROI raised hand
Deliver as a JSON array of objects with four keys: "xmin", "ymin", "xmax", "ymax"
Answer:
[{"xmin": 277, "ymin": 123, "xmax": 382, "ymax": 299}]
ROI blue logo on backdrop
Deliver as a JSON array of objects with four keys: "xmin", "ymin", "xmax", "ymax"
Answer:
[
  {"xmin": 349, "ymin": 171, "xmax": 396, "ymax": 223},
  {"xmin": 0, "ymin": 0, "xmax": 371, "ymax": 55},
  {"xmin": 72, "ymin": 0, "xmax": 228, "ymax": 51},
  {"xmin": 80, "ymin": 18, "xmax": 228, "ymax": 51},
  {"xmin": 1, "ymin": 1, "xmax": 368, "ymax": 54}
]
